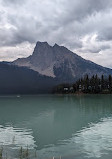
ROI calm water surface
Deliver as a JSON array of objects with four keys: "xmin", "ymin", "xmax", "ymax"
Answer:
[{"xmin": 0, "ymin": 94, "xmax": 112, "ymax": 159}]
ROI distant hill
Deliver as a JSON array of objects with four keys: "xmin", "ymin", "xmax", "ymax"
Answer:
[
  {"xmin": 0, "ymin": 62, "xmax": 59, "ymax": 94},
  {"xmin": 13, "ymin": 41, "xmax": 112, "ymax": 82}
]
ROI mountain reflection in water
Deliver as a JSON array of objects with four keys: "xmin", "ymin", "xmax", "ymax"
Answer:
[{"xmin": 0, "ymin": 95, "xmax": 112, "ymax": 159}]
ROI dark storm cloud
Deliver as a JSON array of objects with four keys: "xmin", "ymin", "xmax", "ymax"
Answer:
[
  {"xmin": 7, "ymin": 15, "xmax": 43, "ymax": 45},
  {"xmin": 1, "ymin": 0, "xmax": 112, "ymax": 65},
  {"xmin": 1, "ymin": 0, "xmax": 112, "ymax": 46},
  {"xmin": 85, "ymin": 44, "xmax": 111, "ymax": 54},
  {"xmin": 98, "ymin": 27, "xmax": 112, "ymax": 41},
  {"xmin": 58, "ymin": 0, "xmax": 112, "ymax": 25}
]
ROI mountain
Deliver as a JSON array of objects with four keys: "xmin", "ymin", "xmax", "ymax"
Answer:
[
  {"xmin": 0, "ymin": 62, "xmax": 58, "ymax": 94},
  {"xmin": 0, "ymin": 41, "xmax": 112, "ymax": 94},
  {"xmin": 13, "ymin": 41, "xmax": 112, "ymax": 82}
]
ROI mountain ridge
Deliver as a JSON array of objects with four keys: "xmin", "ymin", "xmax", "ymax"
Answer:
[
  {"xmin": 0, "ymin": 41, "xmax": 112, "ymax": 94},
  {"xmin": 13, "ymin": 41, "xmax": 112, "ymax": 82}
]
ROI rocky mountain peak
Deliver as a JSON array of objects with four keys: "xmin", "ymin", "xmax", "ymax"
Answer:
[
  {"xmin": 32, "ymin": 41, "xmax": 53, "ymax": 57},
  {"xmin": 53, "ymin": 43, "xmax": 60, "ymax": 48},
  {"xmin": 13, "ymin": 41, "xmax": 112, "ymax": 81},
  {"xmin": 36, "ymin": 41, "xmax": 49, "ymax": 46}
]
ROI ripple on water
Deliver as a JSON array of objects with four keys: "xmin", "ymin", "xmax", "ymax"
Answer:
[
  {"xmin": 0, "ymin": 125, "xmax": 36, "ymax": 149},
  {"xmin": 74, "ymin": 116, "xmax": 112, "ymax": 158},
  {"xmin": 37, "ymin": 116, "xmax": 112, "ymax": 159},
  {"xmin": 1, "ymin": 117, "xmax": 112, "ymax": 158}
]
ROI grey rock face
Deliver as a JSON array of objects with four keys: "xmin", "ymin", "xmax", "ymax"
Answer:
[{"xmin": 13, "ymin": 41, "xmax": 112, "ymax": 82}]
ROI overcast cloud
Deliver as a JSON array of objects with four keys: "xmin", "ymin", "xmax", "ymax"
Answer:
[{"xmin": 0, "ymin": 0, "xmax": 112, "ymax": 68}]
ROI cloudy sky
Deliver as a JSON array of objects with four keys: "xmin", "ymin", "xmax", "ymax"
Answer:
[{"xmin": 0, "ymin": 0, "xmax": 112, "ymax": 68}]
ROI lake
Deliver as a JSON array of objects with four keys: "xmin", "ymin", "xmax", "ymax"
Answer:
[{"xmin": 0, "ymin": 94, "xmax": 112, "ymax": 159}]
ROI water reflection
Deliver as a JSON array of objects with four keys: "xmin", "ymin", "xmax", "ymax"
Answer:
[
  {"xmin": 0, "ymin": 125, "xmax": 36, "ymax": 149},
  {"xmin": 75, "ymin": 116, "xmax": 112, "ymax": 158},
  {"xmin": 37, "ymin": 116, "xmax": 112, "ymax": 159},
  {"xmin": 0, "ymin": 95, "xmax": 112, "ymax": 158}
]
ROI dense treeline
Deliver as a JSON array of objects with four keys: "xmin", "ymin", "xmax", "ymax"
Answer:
[{"xmin": 54, "ymin": 74, "xmax": 112, "ymax": 94}]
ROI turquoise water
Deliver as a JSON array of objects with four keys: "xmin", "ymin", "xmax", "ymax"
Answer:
[{"xmin": 0, "ymin": 94, "xmax": 112, "ymax": 159}]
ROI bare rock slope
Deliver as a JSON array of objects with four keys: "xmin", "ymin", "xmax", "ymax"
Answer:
[{"xmin": 13, "ymin": 41, "xmax": 112, "ymax": 82}]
